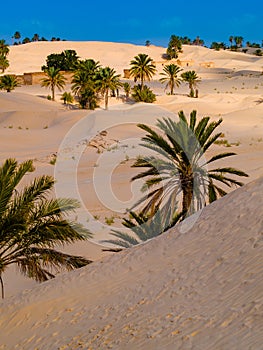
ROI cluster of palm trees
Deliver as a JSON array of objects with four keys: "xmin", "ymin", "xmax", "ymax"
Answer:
[
  {"xmin": 104, "ymin": 110, "xmax": 248, "ymax": 248},
  {"xmin": 0, "ymin": 40, "xmax": 9, "ymax": 73},
  {"xmin": 40, "ymin": 52, "xmax": 201, "ymax": 109},
  {"xmin": 160, "ymin": 64, "xmax": 200, "ymax": 97},
  {"xmin": 41, "ymin": 60, "xmax": 121, "ymax": 109},
  {"xmin": 229, "ymin": 36, "xmax": 244, "ymax": 48},
  {"xmin": 129, "ymin": 53, "xmax": 200, "ymax": 97}
]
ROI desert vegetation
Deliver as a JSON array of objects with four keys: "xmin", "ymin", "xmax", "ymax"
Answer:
[
  {"xmin": 105, "ymin": 110, "xmax": 248, "ymax": 248},
  {"xmin": 0, "ymin": 158, "xmax": 92, "ymax": 298}
]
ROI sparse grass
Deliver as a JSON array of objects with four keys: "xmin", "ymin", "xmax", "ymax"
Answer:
[
  {"xmin": 215, "ymin": 138, "xmax": 240, "ymax": 147},
  {"xmin": 43, "ymin": 125, "xmax": 48, "ymax": 129},
  {"xmin": 214, "ymin": 139, "xmax": 232, "ymax": 147},
  {"xmin": 93, "ymin": 215, "xmax": 100, "ymax": 220},
  {"xmin": 18, "ymin": 126, "xmax": 22, "ymax": 130},
  {"xmin": 8, "ymin": 125, "xmax": 13, "ymax": 129},
  {"xmin": 120, "ymin": 154, "xmax": 130, "ymax": 164},
  {"xmin": 105, "ymin": 216, "xmax": 115, "ymax": 225}
]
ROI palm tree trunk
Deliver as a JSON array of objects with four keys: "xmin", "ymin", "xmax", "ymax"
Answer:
[
  {"xmin": 141, "ymin": 74, "xmax": 144, "ymax": 90},
  {"xmin": 105, "ymin": 88, "xmax": 109, "ymax": 109},
  {"xmin": 171, "ymin": 80, "xmax": 174, "ymax": 95},
  {"xmin": 52, "ymin": 84, "xmax": 55, "ymax": 101},
  {"xmin": 0, "ymin": 275, "xmax": 4, "ymax": 299},
  {"xmin": 182, "ymin": 175, "xmax": 194, "ymax": 218}
]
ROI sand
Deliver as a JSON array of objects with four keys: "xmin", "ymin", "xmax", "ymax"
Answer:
[
  {"xmin": 0, "ymin": 176, "xmax": 262, "ymax": 349},
  {"xmin": 0, "ymin": 41, "xmax": 262, "ymax": 348}
]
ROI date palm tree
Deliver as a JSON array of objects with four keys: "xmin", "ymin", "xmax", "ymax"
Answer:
[
  {"xmin": 61, "ymin": 91, "xmax": 74, "ymax": 108},
  {"xmin": 0, "ymin": 158, "xmax": 92, "ymax": 298},
  {"xmin": 0, "ymin": 55, "xmax": 9, "ymax": 73},
  {"xmin": 181, "ymin": 70, "xmax": 200, "ymax": 97},
  {"xmin": 129, "ymin": 53, "xmax": 156, "ymax": 90},
  {"xmin": 102, "ymin": 207, "xmax": 182, "ymax": 249},
  {"xmin": 131, "ymin": 110, "xmax": 248, "ymax": 219},
  {"xmin": 123, "ymin": 82, "xmax": 131, "ymax": 98},
  {"xmin": 41, "ymin": 67, "xmax": 66, "ymax": 101},
  {"xmin": 96, "ymin": 67, "xmax": 122, "ymax": 109},
  {"xmin": 159, "ymin": 64, "xmax": 182, "ymax": 95},
  {"xmin": 0, "ymin": 40, "xmax": 9, "ymax": 57},
  {"xmin": 71, "ymin": 59, "xmax": 100, "ymax": 109},
  {"xmin": 0, "ymin": 75, "xmax": 18, "ymax": 92}
]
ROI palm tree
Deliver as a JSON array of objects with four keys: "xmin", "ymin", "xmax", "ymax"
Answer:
[
  {"xmin": 131, "ymin": 110, "xmax": 248, "ymax": 219},
  {"xmin": 159, "ymin": 64, "xmax": 182, "ymax": 95},
  {"xmin": 96, "ymin": 67, "xmax": 122, "ymax": 109},
  {"xmin": 0, "ymin": 40, "xmax": 9, "ymax": 57},
  {"xmin": 181, "ymin": 70, "xmax": 200, "ymax": 97},
  {"xmin": 0, "ymin": 75, "xmax": 18, "ymax": 92},
  {"xmin": 13, "ymin": 31, "xmax": 21, "ymax": 44},
  {"xmin": 41, "ymin": 67, "xmax": 66, "ymax": 101},
  {"xmin": 61, "ymin": 91, "xmax": 74, "ymax": 108},
  {"xmin": 166, "ymin": 35, "xmax": 183, "ymax": 59},
  {"xmin": 0, "ymin": 158, "xmax": 92, "ymax": 298},
  {"xmin": 129, "ymin": 53, "xmax": 156, "ymax": 90},
  {"xmin": 229, "ymin": 35, "xmax": 233, "ymax": 47},
  {"xmin": 32, "ymin": 33, "xmax": 39, "ymax": 42},
  {"xmin": 71, "ymin": 59, "xmax": 100, "ymax": 109},
  {"xmin": 123, "ymin": 82, "xmax": 131, "ymax": 98},
  {"xmin": 102, "ymin": 208, "xmax": 182, "ymax": 249},
  {"xmin": 71, "ymin": 59, "xmax": 100, "ymax": 107},
  {"xmin": 0, "ymin": 55, "xmax": 9, "ymax": 73},
  {"xmin": 234, "ymin": 36, "xmax": 244, "ymax": 48}
]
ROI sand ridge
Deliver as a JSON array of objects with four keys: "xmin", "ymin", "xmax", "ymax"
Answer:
[{"xmin": 0, "ymin": 176, "xmax": 262, "ymax": 349}]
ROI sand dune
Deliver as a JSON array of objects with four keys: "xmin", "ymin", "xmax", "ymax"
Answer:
[
  {"xmin": 4, "ymin": 41, "xmax": 263, "ymax": 77},
  {"xmin": 0, "ymin": 41, "xmax": 262, "ymax": 347},
  {"xmin": 0, "ymin": 176, "xmax": 262, "ymax": 349}
]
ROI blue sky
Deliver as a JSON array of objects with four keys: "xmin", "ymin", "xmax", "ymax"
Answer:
[{"xmin": 1, "ymin": 0, "xmax": 263, "ymax": 47}]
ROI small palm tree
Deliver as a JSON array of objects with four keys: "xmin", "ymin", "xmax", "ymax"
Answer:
[
  {"xmin": 159, "ymin": 64, "xmax": 182, "ymax": 95},
  {"xmin": 131, "ymin": 110, "xmax": 248, "ymax": 219},
  {"xmin": 129, "ymin": 53, "xmax": 156, "ymax": 90},
  {"xmin": 0, "ymin": 40, "xmax": 9, "ymax": 57},
  {"xmin": 96, "ymin": 67, "xmax": 122, "ymax": 109},
  {"xmin": 0, "ymin": 55, "xmax": 9, "ymax": 73},
  {"xmin": 181, "ymin": 70, "xmax": 200, "ymax": 97},
  {"xmin": 102, "ymin": 207, "xmax": 182, "ymax": 249},
  {"xmin": 41, "ymin": 67, "xmax": 66, "ymax": 101},
  {"xmin": 0, "ymin": 158, "xmax": 92, "ymax": 298},
  {"xmin": 123, "ymin": 82, "xmax": 131, "ymax": 98},
  {"xmin": 132, "ymin": 84, "xmax": 156, "ymax": 103},
  {"xmin": 61, "ymin": 91, "xmax": 74, "ymax": 108},
  {"xmin": 0, "ymin": 75, "xmax": 18, "ymax": 92},
  {"xmin": 71, "ymin": 59, "xmax": 100, "ymax": 109}
]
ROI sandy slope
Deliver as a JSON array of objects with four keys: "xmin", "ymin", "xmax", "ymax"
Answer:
[
  {"xmin": 0, "ymin": 176, "xmax": 262, "ymax": 349},
  {"xmin": 5, "ymin": 41, "xmax": 263, "ymax": 76}
]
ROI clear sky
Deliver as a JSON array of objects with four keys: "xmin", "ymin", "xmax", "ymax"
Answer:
[{"xmin": 1, "ymin": 0, "xmax": 263, "ymax": 47}]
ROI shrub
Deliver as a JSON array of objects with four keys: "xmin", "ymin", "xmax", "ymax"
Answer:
[{"xmin": 132, "ymin": 84, "xmax": 156, "ymax": 103}]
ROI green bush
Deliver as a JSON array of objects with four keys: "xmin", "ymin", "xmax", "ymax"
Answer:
[{"xmin": 132, "ymin": 85, "xmax": 156, "ymax": 103}]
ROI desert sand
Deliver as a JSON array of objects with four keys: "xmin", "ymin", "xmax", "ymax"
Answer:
[{"xmin": 0, "ymin": 41, "xmax": 262, "ymax": 348}]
